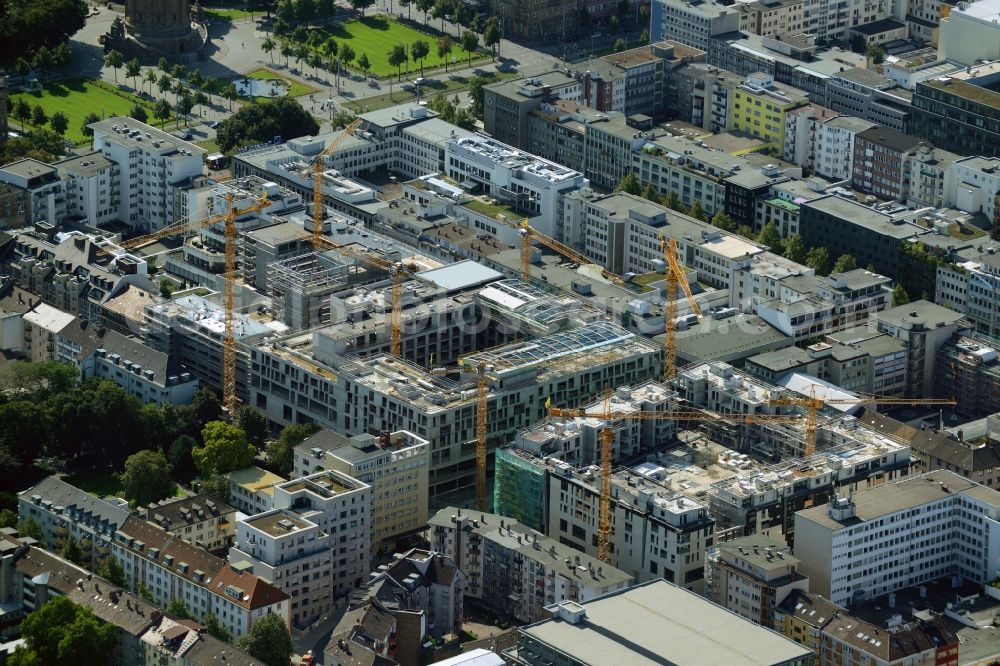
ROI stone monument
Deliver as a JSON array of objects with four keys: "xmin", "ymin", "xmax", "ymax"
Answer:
[{"xmin": 103, "ymin": 0, "xmax": 208, "ymax": 63}]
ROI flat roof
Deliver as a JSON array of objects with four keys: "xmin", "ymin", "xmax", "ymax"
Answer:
[
  {"xmin": 876, "ymin": 300, "xmax": 967, "ymax": 329},
  {"xmin": 797, "ymin": 470, "xmax": 1000, "ymax": 531},
  {"xmin": 244, "ymin": 509, "xmax": 313, "ymax": 537},
  {"xmin": 677, "ymin": 315, "xmax": 792, "ymax": 364},
  {"xmin": 803, "ymin": 196, "xmax": 919, "ymax": 239},
  {"xmin": 418, "ymin": 260, "xmax": 503, "ymax": 291},
  {"xmin": 518, "ymin": 580, "xmax": 813, "ymax": 665}
]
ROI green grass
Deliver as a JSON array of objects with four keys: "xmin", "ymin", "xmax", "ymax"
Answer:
[
  {"xmin": 342, "ymin": 69, "xmax": 517, "ymax": 113},
  {"xmin": 463, "ymin": 198, "xmax": 517, "ymax": 220},
  {"xmin": 203, "ymin": 0, "xmax": 267, "ymax": 20},
  {"xmin": 10, "ymin": 79, "xmax": 160, "ymax": 144},
  {"xmin": 312, "ymin": 16, "xmax": 487, "ymax": 78},
  {"xmin": 63, "ymin": 471, "xmax": 122, "ymax": 499},
  {"xmin": 246, "ymin": 67, "xmax": 315, "ymax": 98},
  {"xmin": 197, "ymin": 137, "xmax": 220, "ymax": 153},
  {"xmin": 633, "ymin": 272, "xmax": 666, "ymax": 292}
]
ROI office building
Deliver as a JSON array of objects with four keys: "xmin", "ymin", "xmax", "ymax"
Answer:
[
  {"xmin": 794, "ymin": 470, "xmax": 1000, "ymax": 607},
  {"xmin": 664, "ymin": 63, "xmax": 742, "ymax": 133},
  {"xmin": 875, "ymin": 300, "xmax": 968, "ymax": 397},
  {"xmin": 18, "ymin": 476, "xmax": 130, "ymax": 569},
  {"xmin": 0, "ymin": 159, "xmax": 65, "ymax": 226},
  {"xmin": 483, "ymin": 72, "xmax": 582, "ymax": 150},
  {"xmin": 937, "ymin": 0, "xmax": 1000, "ymax": 66},
  {"xmin": 851, "ymin": 127, "xmax": 924, "ymax": 201},
  {"xmin": 947, "ymin": 156, "xmax": 1000, "ymax": 223},
  {"xmin": 89, "ymin": 117, "xmax": 205, "ymax": 233},
  {"xmin": 739, "ymin": 0, "xmax": 807, "ymax": 35},
  {"xmin": 825, "ymin": 69, "xmax": 912, "ymax": 133},
  {"xmin": 428, "ymin": 508, "xmax": 633, "ymax": 623},
  {"xmin": 293, "ymin": 429, "xmax": 428, "ymax": 553},
  {"xmin": 112, "ymin": 515, "xmax": 291, "ymax": 639},
  {"xmin": 135, "ymin": 494, "xmax": 235, "ymax": 551},
  {"xmin": 935, "ymin": 244, "xmax": 1000, "ymax": 339},
  {"xmin": 504, "ymin": 580, "xmax": 815, "ymax": 666},
  {"xmin": 650, "ymin": 0, "xmax": 741, "ymax": 50},
  {"xmin": 706, "ymin": 533, "xmax": 808, "ymax": 628},
  {"xmin": 910, "ymin": 64, "xmax": 1000, "ymax": 158},
  {"xmin": 732, "ymin": 73, "xmax": 809, "ymax": 156}
]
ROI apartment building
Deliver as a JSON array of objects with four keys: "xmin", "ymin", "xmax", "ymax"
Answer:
[
  {"xmin": 754, "ymin": 269, "xmax": 892, "ymax": 342},
  {"xmin": 730, "ymin": 251, "xmax": 814, "ymax": 312},
  {"xmin": 506, "ymin": 581, "xmax": 815, "ymax": 666},
  {"xmin": 706, "ymin": 533, "xmax": 808, "ymax": 628},
  {"xmin": 650, "ymin": 0, "xmax": 741, "ymax": 50},
  {"xmin": 252, "ymin": 321, "xmax": 662, "ymax": 507},
  {"xmin": 89, "ymin": 117, "xmax": 205, "ymax": 233},
  {"xmin": 544, "ymin": 463, "xmax": 715, "ymax": 593},
  {"xmin": 910, "ymin": 64, "xmax": 1000, "ymax": 159},
  {"xmin": 444, "ymin": 136, "xmax": 588, "ymax": 238},
  {"xmin": 732, "ymin": 73, "xmax": 809, "ymax": 156},
  {"xmin": 664, "ymin": 63, "xmax": 741, "ymax": 133},
  {"xmin": 372, "ymin": 548, "xmax": 464, "ymax": 638},
  {"xmin": 113, "ymin": 515, "xmax": 291, "ymax": 639},
  {"xmin": 483, "ymin": 72, "xmax": 582, "ymax": 150},
  {"xmin": 18, "ymin": 476, "xmax": 130, "ymax": 569},
  {"xmin": 904, "ymin": 144, "xmax": 959, "ymax": 209},
  {"xmin": 875, "ymin": 300, "xmax": 967, "ymax": 397},
  {"xmin": 428, "ymin": 508, "xmax": 633, "ymax": 623},
  {"xmin": 135, "ymin": 494, "xmax": 235, "ymax": 551},
  {"xmin": 293, "ymin": 429, "xmax": 429, "ymax": 553},
  {"xmin": 794, "ymin": 470, "xmax": 1000, "ymax": 607},
  {"xmin": 86, "ymin": 331, "xmax": 199, "ymax": 405},
  {"xmin": 227, "ymin": 466, "xmax": 286, "ymax": 516},
  {"xmin": 851, "ymin": 127, "xmax": 924, "ymax": 202},
  {"xmin": 782, "ymin": 104, "xmax": 839, "ymax": 169},
  {"xmin": 18, "ymin": 302, "xmax": 96, "ymax": 368},
  {"xmin": 812, "ymin": 116, "xmax": 876, "ymax": 180},
  {"xmin": 229, "ymin": 508, "xmax": 333, "ymax": 627},
  {"xmin": 937, "ymin": 0, "xmax": 1000, "ymax": 66},
  {"xmin": 936, "ymin": 245, "xmax": 1000, "ymax": 339},
  {"xmin": 0, "ymin": 159, "xmax": 65, "ymax": 226},
  {"xmin": 55, "ymin": 151, "xmax": 119, "ymax": 227}
]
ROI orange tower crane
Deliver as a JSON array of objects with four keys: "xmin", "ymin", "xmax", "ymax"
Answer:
[
  {"xmin": 549, "ymin": 401, "xmax": 802, "ymax": 563},
  {"xmin": 770, "ymin": 387, "xmax": 955, "ymax": 458},
  {"xmin": 311, "ymin": 119, "xmax": 364, "ymax": 251},
  {"xmin": 662, "ymin": 235, "xmax": 703, "ymax": 381}
]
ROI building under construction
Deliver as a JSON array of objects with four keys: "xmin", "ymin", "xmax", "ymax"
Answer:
[{"xmin": 934, "ymin": 333, "xmax": 1000, "ymax": 417}]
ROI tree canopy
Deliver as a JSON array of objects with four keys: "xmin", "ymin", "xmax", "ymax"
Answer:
[
  {"xmin": 215, "ymin": 97, "xmax": 319, "ymax": 153},
  {"xmin": 236, "ymin": 613, "xmax": 293, "ymax": 666},
  {"xmin": 615, "ymin": 172, "xmax": 640, "ymax": 195},
  {"xmin": 119, "ymin": 450, "xmax": 176, "ymax": 507},
  {"xmin": 0, "ymin": 0, "xmax": 88, "ymax": 62},
  {"xmin": 266, "ymin": 422, "xmax": 320, "ymax": 476},
  {"xmin": 9, "ymin": 596, "xmax": 116, "ymax": 666},
  {"xmin": 194, "ymin": 422, "xmax": 256, "ymax": 477},
  {"xmin": 832, "ymin": 254, "xmax": 858, "ymax": 274}
]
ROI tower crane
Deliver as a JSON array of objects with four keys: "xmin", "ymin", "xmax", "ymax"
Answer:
[
  {"xmin": 769, "ymin": 387, "xmax": 955, "ymax": 458},
  {"xmin": 311, "ymin": 119, "xmax": 363, "ymax": 251},
  {"xmin": 662, "ymin": 235, "xmax": 703, "ymax": 382},
  {"xmin": 496, "ymin": 214, "xmax": 625, "ymax": 286},
  {"xmin": 548, "ymin": 400, "xmax": 802, "ymax": 563}
]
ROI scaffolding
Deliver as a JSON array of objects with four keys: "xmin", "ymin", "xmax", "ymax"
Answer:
[
  {"xmin": 268, "ymin": 252, "xmax": 351, "ymax": 330},
  {"xmin": 493, "ymin": 447, "xmax": 548, "ymax": 531}
]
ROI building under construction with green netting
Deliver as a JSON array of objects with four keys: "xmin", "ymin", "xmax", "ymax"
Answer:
[{"xmin": 493, "ymin": 447, "xmax": 548, "ymax": 531}]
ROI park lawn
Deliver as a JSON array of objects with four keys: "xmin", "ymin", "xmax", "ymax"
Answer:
[
  {"xmin": 247, "ymin": 67, "xmax": 315, "ymax": 98},
  {"xmin": 63, "ymin": 471, "xmax": 122, "ymax": 499},
  {"xmin": 10, "ymin": 79, "xmax": 158, "ymax": 144},
  {"xmin": 315, "ymin": 16, "xmax": 487, "ymax": 78}
]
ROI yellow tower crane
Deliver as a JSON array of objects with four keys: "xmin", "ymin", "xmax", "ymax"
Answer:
[
  {"xmin": 497, "ymin": 214, "xmax": 626, "ymax": 286},
  {"xmin": 549, "ymin": 401, "xmax": 802, "ymax": 563},
  {"xmin": 475, "ymin": 362, "xmax": 489, "ymax": 511},
  {"xmin": 661, "ymin": 235, "xmax": 703, "ymax": 381},
  {"xmin": 311, "ymin": 119, "xmax": 364, "ymax": 251},
  {"xmin": 770, "ymin": 387, "xmax": 956, "ymax": 458}
]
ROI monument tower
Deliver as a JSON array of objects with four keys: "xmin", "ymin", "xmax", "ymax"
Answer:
[{"xmin": 103, "ymin": 0, "xmax": 207, "ymax": 63}]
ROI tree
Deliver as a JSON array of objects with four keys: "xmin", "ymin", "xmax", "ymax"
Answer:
[
  {"xmin": 688, "ymin": 199, "xmax": 706, "ymax": 222},
  {"xmin": 215, "ymin": 97, "xmax": 319, "ymax": 153},
  {"xmin": 317, "ymin": 0, "xmax": 336, "ymax": 15},
  {"xmin": 97, "ymin": 556, "xmax": 125, "ymax": 587},
  {"xmin": 31, "ymin": 105, "xmax": 47, "ymax": 128},
  {"xmin": 153, "ymin": 99, "xmax": 171, "ymax": 128},
  {"xmin": 805, "ymin": 246, "xmax": 830, "ymax": 275},
  {"xmin": 262, "ymin": 35, "xmax": 277, "ymax": 62},
  {"xmin": 432, "ymin": 0, "xmax": 453, "ymax": 32},
  {"xmin": 194, "ymin": 421, "xmax": 256, "ymax": 477},
  {"xmin": 615, "ymin": 172, "xmax": 641, "ymax": 195},
  {"xmin": 295, "ymin": 43, "xmax": 310, "ymax": 71},
  {"xmin": 339, "ymin": 43, "xmax": 356, "ymax": 71},
  {"xmin": 171, "ymin": 64, "xmax": 188, "ymax": 83},
  {"xmin": 172, "ymin": 79, "xmax": 187, "ymax": 106},
  {"xmin": 157, "ymin": 73, "xmax": 173, "ymax": 100},
  {"xmin": 417, "ymin": 0, "xmax": 435, "ymax": 24},
  {"xmin": 357, "ymin": 53, "xmax": 372, "ymax": 78},
  {"xmin": 193, "ymin": 91, "xmax": 209, "ymax": 117},
  {"xmin": 400, "ymin": 0, "xmax": 413, "ymax": 20},
  {"xmin": 0, "ymin": 509, "xmax": 17, "ymax": 529},
  {"xmin": 177, "ymin": 94, "xmax": 195, "ymax": 127},
  {"xmin": 49, "ymin": 111, "xmax": 69, "ymax": 136},
  {"xmin": 188, "ymin": 69, "xmax": 204, "ymax": 90},
  {"xmin": 126, "ymin": 58, "xmax": 141, "ymax": 90},
  {"xmin": 237, "ymin": 406, "xmax": 269, "ymax": 450},
  {"xmin": 866, "ymin": 44, "xmax": 885, "ymax": 65},
  {"xmin": 236, "ymin": 613, "xmax": 293, "ymax": 666},
  {"xmin": 119, "ymin": 450, "xmax": 175, "ymax": 507},
  {"xmin": 664, "ymin": 190, "xmax": 682, "ymax": 213},
  {"xmin": 468, "ymin": 74, "xmax": 490, "ymax": 118},
  {"xmin": 192, "ymin": 389, "xmax": 223, "ymax": 427},
  {"xmin": 352, "ymin": 0, "xmax": 375, "ymax": 14},
  {"xmin": 280, "ymin": 42, "xmax": 295, "ymax": 68},
  {"xmin": 297, "ymin": 0, "xmax": 318, "ymax": 21},
  {"xmin": 892, "ymin": 283, "xmax": 910, "ymax": 306},
  {"xmin": 16, "ymin": 517, "xmax": 42, "ymax": 541},
  {"xmin": 222, "ymin": 83, "xmax": 240, "ymax": 111},
  {"xmin": 15, "ymin": 57, "xmax": 31, "ymax": 78},
  {"xmin": 641, "ymin": 183, "xmax": 660, "ymax": 204},
  {"xmin": 756, "ymin": 221, "xmax": 783, "ymax": 253},
  {"xmin": 104, "ymin": 49, "xmax": 124, "ymax": 82},
  {"xmin": 483, "ymin": 16, "xmax": 500, "ymax": 59},
  {"xmin": 61, "ymin": 536, "xmax": 83, "ymax": 564},
  {"xmin": 10, "ymin": 596, "xmax": 116, "ymax": 666},
  {"xmin": 461, "ymin": 30, "xmax": 479, "ymax": 66},
  {"xmin": 266, "ymin": 422, "xmax": 320, "ymax": 476},
  {"xmin": 437, "ymin": 36, "xmax": 453, "ymax": 71},
  {"xmin": 169, "ymin": 434, "xmax": 199, "ymax": 483},
  {"xmin": 736, "ymin": 224, "xmax": 754, "ymax": 238},
  {"xmin": 832, "ymin": 254, "xmax": 858, "ymax": 274},
  {"xmin": 309, "ymin": 52, "xmax": 324, "ymax": 79},
  {"xmin": 710, "ymin": 211, "xmax": 734, "ymax": 231},
  {"xmin": 158, "ymin": 57, "xmax": 170, "ymax": 73},
  {"xmin": 167, "ymin": 597, "xmax": 193, "ymax": 620},
  {"xmin": 614, "ymin": 38, "xmax": 627, "ymax": 53},
  {"xmin": 411, "ymin": 39, "xmax": 429, "ymax": 76},
  {"xmin": 32, "ymin": 46, "xmax": 54, "ymax": 76},
  {"xmin": 783, "ymin": 233, "xmax": 806, "ymax": 263},
  {"xmin": 144, "ymin": 68, "xmax": 158, "ymax": 95},
  {"xmin": 641, "ymin": 28, "xmax": 650, "ymax": 44},
  {"xmin": 204, "ymin": 612, "xmax": 231, "ymax": 643},
  {"xmin": 388, "ymin": 43, "xmax": 408, "ymax": 81},
  {"xmin": 13, "ymin": 99, "xmax": 31, "ymax": 127}
]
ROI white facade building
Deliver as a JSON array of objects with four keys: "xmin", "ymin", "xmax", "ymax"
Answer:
[
  {"xmin": 89, "ymin": 117, "xmax": 205, "ymax": 233},
  {"xmin": 947, "ymin": 156, "xmax": 1000, "ymax": 223},
  {"xmin": 0, "ymin": 159, "xmax": 65, "ymax": 226},
  {"xmin": 938, "ymin": 0, "xmax": 1000, "ymax": 66},
  {"xmin": 55, "ymin": 151, "xmax": 120, "ymax": 227},
  {"xmin": 650, "ymin": 0, "xmax": 741, "ymax": 50},
  {"xmin": 812, "ymin": 116, "xmax": 876, "ymax": 181},
  {"xmin": 795, "ymin": 470, "xmax": 1000, "ymax": 607}
]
